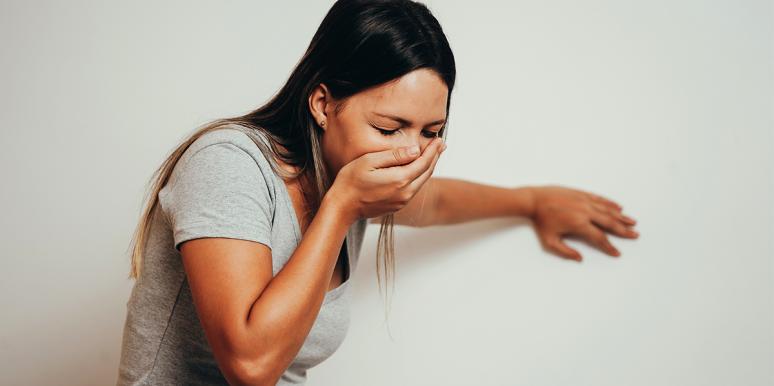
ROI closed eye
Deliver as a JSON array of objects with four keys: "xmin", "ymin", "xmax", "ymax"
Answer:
[{"xmin": 372, "ymin": 125, "xmax": 440, "ymax": 138}]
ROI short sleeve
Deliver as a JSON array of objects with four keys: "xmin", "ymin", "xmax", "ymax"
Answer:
[{"xmin": 158, "ymin": 142, "xmax": 275, "ymax": 251}]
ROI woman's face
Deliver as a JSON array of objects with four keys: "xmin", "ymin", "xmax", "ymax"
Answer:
[{"xmin": 310, "ymin": 68, "xmax": 448, "ymax": 178}]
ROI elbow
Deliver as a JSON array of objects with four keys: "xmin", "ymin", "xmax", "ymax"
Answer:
[
  {"xmin": 215, "ymin": 316, "xmax": 291, "ymax": 384},
  {"xmin": 223, "ymin": 356, "xmax": 282, "ymax": 386},
  {"xmin": 217, "ymin": 333, "xmax": 283, "ymax": 386}
]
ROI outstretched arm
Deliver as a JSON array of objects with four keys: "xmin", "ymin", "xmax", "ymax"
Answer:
[
  {"xmin": 431, "ymin": 177, "xmax": 536, "ymax": 225},
  {"xmin": 371, "ymin": 178, "xmax": 640, "ymax": 262},
  {"xmin": 368, "ymin": 177, "xmax": 534, "ymax": 226}
]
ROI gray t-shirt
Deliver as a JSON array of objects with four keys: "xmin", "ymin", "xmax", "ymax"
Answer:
[{"xmin": 117, "ymin": 126, "xmax": 367, "ymax": 385}]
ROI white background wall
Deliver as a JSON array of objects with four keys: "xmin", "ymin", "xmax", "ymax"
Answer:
[{"xmin": 1, "ymin": 1, "xmax": 771, "ymax": 385}]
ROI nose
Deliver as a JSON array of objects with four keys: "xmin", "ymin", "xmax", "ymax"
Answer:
[{"xmin": 395, "ymin": 132, "xmax": 423, "ymax": 152}]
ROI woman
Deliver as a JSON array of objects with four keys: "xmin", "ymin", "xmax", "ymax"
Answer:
[{"xmin": 117, "ymin": 0, "xmax": 639, "ymax": 385}]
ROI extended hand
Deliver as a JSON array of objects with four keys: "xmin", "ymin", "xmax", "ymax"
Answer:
[{"xmin": 528, "ymin": 185, "xmax": 639, "ymax": 261}]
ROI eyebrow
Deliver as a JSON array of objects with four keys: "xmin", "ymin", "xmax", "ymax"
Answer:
[{"xmin": 373, "ymin": 112, "xmax": 446, "ymax": 127}]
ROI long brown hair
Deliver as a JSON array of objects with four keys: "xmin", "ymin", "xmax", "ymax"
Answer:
[{"xmin": 126, "ymin": 0, "xmax": 456, "ymax": 320}]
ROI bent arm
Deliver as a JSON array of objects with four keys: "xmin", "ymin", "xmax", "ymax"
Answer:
[
  {"xmin": 182, "ymin": 195, "xmax": 356, "ymax": 385},
  {"xmin": 242, "ymin": 195, "xmax": 354, "ymax": 382}
]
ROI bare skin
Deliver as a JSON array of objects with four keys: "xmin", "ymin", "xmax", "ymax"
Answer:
[
  {"xmin": 281, "ymin": 67, "xmax": 450, "ymax": 291},
  {"xmin": 178, "ymin": 67, "xmax": 448, "ymax": 385},
  {"xmin": 279, "ymin": 163, "xmax": 348, "ymax": 292},
  {"xmin": 312, "ymin": 68, "xmax": 448, "ymax": 180}
]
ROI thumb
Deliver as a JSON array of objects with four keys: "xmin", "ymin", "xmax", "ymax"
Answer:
[
  {"xmin": 541, "ymin": 232, "xmax": 583, "ymax": 262},
  {"xmin": 369, "ymin": 145, "xmax": 421, "ymax": 169}
]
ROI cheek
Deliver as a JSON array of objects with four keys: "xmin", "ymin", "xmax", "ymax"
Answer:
[
  {"xmin": 344, "ymin": 142, "xmax": 382, "ymax": 166},
  {"xmin": 345, "ymin": 130, "xmax": 389, "ymax": 160},
  {"xmin": 321, "ymin": 131, "xmax": 377, "ymax": 171}
]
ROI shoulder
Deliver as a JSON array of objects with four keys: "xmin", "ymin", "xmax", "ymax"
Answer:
[
  {"xmin": 184, "ymin": 125, "xmax": 274, "ymax": 169},
  {"xmin": 166, "ymin": 124, "xmax": 285, "ymax": 189},
  {"xmin": 158, "ymin": 125, "xmax": 282, "ymax": 232},
  {"xmin": 162, "ymin": 125, "xmax": 282, "ymax": 204},
  {"xmin": 158, "ymin": 125, "xmax": 281, "ymax": 251}
]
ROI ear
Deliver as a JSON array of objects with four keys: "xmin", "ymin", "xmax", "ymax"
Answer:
[{"xmin": 308, "ymin": 83, "xmax": 331, "ymax": 131}]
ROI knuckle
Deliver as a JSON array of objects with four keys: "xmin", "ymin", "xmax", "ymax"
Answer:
[
  {"xmin": 392, "ymin": 148, "xmax": 403, "ymax": 162},
  {"xmin": 597, "ymin": 216, "xmax": 613, "ymax": 229},
  {"xmin": 571, "ymin": 217, "xmax": 588, "ymax": 228}
]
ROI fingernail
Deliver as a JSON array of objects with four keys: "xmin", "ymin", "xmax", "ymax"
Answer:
[{"xmin": 408, "ymin": 145, "xmax": 419, "ymax": 155}]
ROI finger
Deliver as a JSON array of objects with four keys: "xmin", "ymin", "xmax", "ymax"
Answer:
[
  {"xmin": 581, "ymin": 224, "xmax": 620, "ymax": 257},
  {"xmin": 589, "ymin": 211, "xmax": 638, "ymax": 239},
  {"xmin": 586, "ymin": 192, "xmax": 623, "ymax": 211},
  {"xmin": 592, "ymin": 202, "xmax": 638, "ymax": 228},
  {"xmin": 621, "ymin": 213, "xmax": 637, "ymax": 225},
  {"xmin": 368, "ymin": 144, "xmax": 422, "ymax": 169},
  {"xmin": 406, "ymin": 139, "xmax": 444, "ymax": 192},
  {"xmin": 540, "ymin": 232, "xmax": 583, "ymax": 262},
  {"xmin": 386, "ymin": 137, "xmax": 445, "ymax": 182}
]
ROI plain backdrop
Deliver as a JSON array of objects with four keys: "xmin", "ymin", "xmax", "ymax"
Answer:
[{"xmin": 1, "ymin": 1, "xmax": 771, "ymax": 385}]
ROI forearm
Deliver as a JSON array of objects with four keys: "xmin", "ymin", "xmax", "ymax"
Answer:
[
  {"xmin": 242, "ymin": 195, "xmax": 355, "ymax": 383},
  {"xmin": 432, "ymin": 177, "xmax": 535, "ymax": 225}
]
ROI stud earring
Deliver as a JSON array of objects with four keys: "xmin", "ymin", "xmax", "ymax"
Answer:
[{"xmin": 320, "ymin": 121, "xmax": 326, "ymax": 127}]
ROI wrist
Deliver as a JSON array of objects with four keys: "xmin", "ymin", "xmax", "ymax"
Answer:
[
  {"xmin": 321, "ymin": 188, "xmax": 359, "ymax": 225},
  {"xmin": 510, "ymin": 185, "xmax": 537, "ymax": 219}
]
